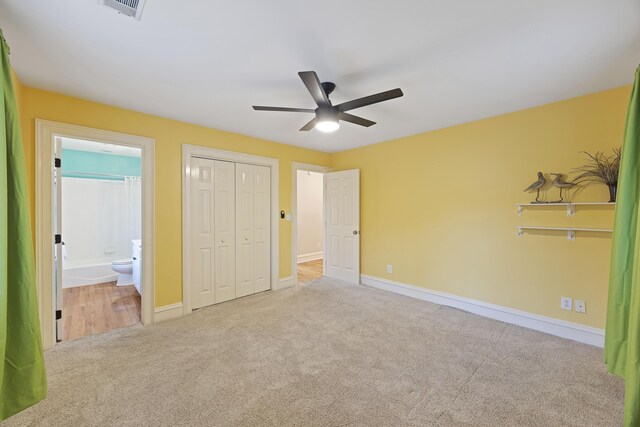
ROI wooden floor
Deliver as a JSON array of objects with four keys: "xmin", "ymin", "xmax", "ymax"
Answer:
[
  {"xmin": 297, "ymin": 259, "xmax": 323, "ymax": 284},
  {"xmin": 62, "ymin": 281, "xmax": 141, "ymax": 341}
]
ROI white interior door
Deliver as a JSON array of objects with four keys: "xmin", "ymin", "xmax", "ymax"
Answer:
[
  {"xmin": 235, "ymin": 163, "xmax": 255, "ymax": 298},
  {"xmin": 325, "ymin": 169, "xmax": 360, "ymax": 283},
  {"xmin": 253, "ymin": 165, "xmax": 271, "ymax": 292},
  {"xmin": 54, "ymin": 138, "xmax": 63, "ymax": 341},
  {"xmin": 213, "ymin": 160, "xmax": 236, "ymax": 303},
  {"xmin": 191, "ymin": 157, "xmax": 216, "ymax": 309}
]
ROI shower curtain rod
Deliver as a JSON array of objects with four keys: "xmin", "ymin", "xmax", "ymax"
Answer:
[{"xmin": 63, "ymin": 171, "xmax": 141, "ymax": 179}]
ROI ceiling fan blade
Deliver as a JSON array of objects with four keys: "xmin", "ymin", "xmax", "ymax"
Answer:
[
  {"xmin": 338, "ymin": 112, "xmax": 376, "ymax": 127},
  {"xmin": 336, "ymin": 88, "xmax": 404, "ymax": 112},
  {"xmin": 253, "ymin": 106, "xmax": 315, "ymax": 113},
  {"xmin": 300, "ymin": 117, "xmax": 317, "ymax": 131},
  {"xmin": 298, "ymin": 71, "xmax": 331, "ymax": 108}
]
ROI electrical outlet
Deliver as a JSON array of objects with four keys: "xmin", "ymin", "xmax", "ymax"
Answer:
[
  {"xmin": 387, "ymin": 264, "xmax": 393, "ymax": 273},
  {"xmin": 575, "ymin": 300, "xmax": 586, "ymax": 313},
  {"xmin": 561, "ymin": 297, "xmax": 572, "ymax": 311}
]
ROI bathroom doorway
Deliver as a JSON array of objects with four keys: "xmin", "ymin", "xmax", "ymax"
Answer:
[
  {"xmin": 54, "ymin": 137, "xmax": 143, "ymax": 341},
  {"xmin": 36, "ymin": 120, "xmax": 155, "ymax": 350},
  {"xmin": 291, "ymin": 162, "xmax": 331, "ymax": 285}
]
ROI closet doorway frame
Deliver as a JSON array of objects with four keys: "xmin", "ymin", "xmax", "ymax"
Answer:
[
  {"xmin": 291, "ymin": 162, "xmax": 332, "ymax": 285},
  {"xmin": 181, "ymin": 144, "xmax": 280, "ymax": 314},
  {"xmin": 35, "ymin": 119, "xmax": 156, "ymax": 350}
]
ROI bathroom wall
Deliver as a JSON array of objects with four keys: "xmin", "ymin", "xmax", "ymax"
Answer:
[
  {"xmin": 297, "ymin": 170, "xmax": 324, "ymax": 262},
  {"xmin": 62, "ymin": 148, "xmax": 141, "ymax": 179},
  {"xmin": 61, "ymin": 148, "xmax": 141, "ymax": 287}
]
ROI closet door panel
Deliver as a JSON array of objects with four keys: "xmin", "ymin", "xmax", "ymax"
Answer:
[
  {"xmin": 235, "ymin": 163, "xmax": 254, "ymax": 298},
  {"xmin": 253, "ymin": 165, "xmax": 271, "ymax": 292},
  {"xmin": 191, "ymin": 157, "xmax": 216, "ymax": 309},
  {"xmin": 214, "ymin": 160, "xmax": 236, "ymax": 303}
]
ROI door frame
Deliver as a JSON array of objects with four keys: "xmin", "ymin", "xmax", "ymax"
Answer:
[
  {"xmin": 291, "ymin": 162, "xmax": 332, "ymax": 285},
  {"xmin": 35, "ymin": 119, "xmax": 156, "ymax": 350},
  {"xmin": 182, "ymin": 144, "xmax": 280, "ymax": 314}
]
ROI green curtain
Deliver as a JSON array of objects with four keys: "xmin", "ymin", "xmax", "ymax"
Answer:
[
  {"xmin": 0, "ymin": 29, "xmax": 47, "ymax": 420},
  {"xmin": 605, "ymin": 65, "xmax": 640, "ymax": 427}
]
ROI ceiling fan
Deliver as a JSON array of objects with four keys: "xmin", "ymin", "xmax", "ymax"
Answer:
[{"xmin": 253, "ymin": 71, "xmax": 404, "ymax": 133}]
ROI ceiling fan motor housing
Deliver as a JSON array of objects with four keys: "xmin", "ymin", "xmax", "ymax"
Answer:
[
  {"xmin": 316, "ymin": 106, "xmax": 339, "ymax": 121},
  {"xmin": 321, "ymin": 82, "xmax": 336, "ymax": 96}
]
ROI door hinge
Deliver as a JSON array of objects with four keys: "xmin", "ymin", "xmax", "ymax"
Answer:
[
  {"xmin": 56, "ymin": 309, "xmax": 62, "ymax": 320},
  {"xmin": 55, "ymin": 157, "xmax": 61, "ymax": 168},
  {"xmin": 55, "ymin": 234, "xmax": 62, "ymax": 244}
]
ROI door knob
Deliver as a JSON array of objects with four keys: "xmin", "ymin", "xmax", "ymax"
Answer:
[
  {"xmin": 353, "ymin": 230, "xmax": 359, "ymax": 235},
  {"xmin": 221, "ymin": 239, "xmax": 225, "ymax": 243},
  {"xmin": 245, "ymin": 237, "xmax": 249, "ymax": 241}
]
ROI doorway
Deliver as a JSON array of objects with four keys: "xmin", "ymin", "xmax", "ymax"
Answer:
[
  {"xmin": 296, "ymin": 170, "xmax": 324, "ymax": 284},
  {"xmin": 36, "ymin": 120, "xmax": 155, "ymax": 350},
  {"xmin": 291, "ymin": 162, "xmax": 331, "ymax": 285},
  {"xmin": 54, "ymin": 137, "xmax": 142, "ymax": 341}
]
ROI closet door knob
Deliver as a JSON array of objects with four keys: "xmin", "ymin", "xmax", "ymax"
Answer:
[
  {"xmin": 245, "ymin": 237, "xmax": 249, "ymax": 241},
  {"xmin": 221, "ymin": 239, "xmax": 225, "ymax": 243}
]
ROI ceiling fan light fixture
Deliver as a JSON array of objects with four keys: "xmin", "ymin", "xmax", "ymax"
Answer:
[
  {"xmin": 316, "ymin": 118, "xmax": 340, "ymax": 133},
  {"xmin": 315, "ymin": 108, "xmax": 340, "ymax": 133}
]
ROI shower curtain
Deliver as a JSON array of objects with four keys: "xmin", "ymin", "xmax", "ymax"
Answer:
[
  {"xmin": 0, "ymin": 29, "xmax": 47, "ymax": 420},
  {"xmin": 125, "ymin": 176, "xmax": 142, "ymax": 241}
]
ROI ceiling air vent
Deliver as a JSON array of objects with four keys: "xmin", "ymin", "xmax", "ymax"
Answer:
[{"xmin": 98, "ymin": 0, "xmax": 146, "ymax": 21}]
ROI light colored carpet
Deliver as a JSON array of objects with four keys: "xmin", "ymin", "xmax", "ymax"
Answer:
[{"xmin": 4, "ymin": 278, "xmax": 623, "ymax": 426}]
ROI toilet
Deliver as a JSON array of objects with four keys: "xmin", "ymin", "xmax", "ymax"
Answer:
[{"xmin": 111, "ymin": 259, "xmax": 133, "ymax": 286}]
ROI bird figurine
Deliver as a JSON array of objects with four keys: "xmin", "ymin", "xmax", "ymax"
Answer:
[
  {"xmin": 550, "ymin": 173, "xmax": 576, "ymax": 202},
  {"xmin": 524, "ymin": 172, "xmax": 546, "ymax": 203}
]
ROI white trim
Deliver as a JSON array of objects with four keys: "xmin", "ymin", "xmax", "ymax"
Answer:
[
  {"xmin": 297, "ymin": 251, "xmax": 323, "ymax": 263},
  {"xmin": 277, "ymin": 276, "xmax": 295, "ymax": 290},
  {"xmin": 36, "ymin": 120, "xmax": 155, "ymax": 350},
  {"xmin": 291, "ymin": 162, "xmax": 331, "ymax": 287},
  {"xmin": 182, "ymin": 144, "xmax": 280, "ymax": 315},
  {"xmin": 360, "ymin": 275, "xmax": 605, "ymax": 347},
  {"xmin": 154, "ymin": 303, "xmax": 184, "ymax": 322}
]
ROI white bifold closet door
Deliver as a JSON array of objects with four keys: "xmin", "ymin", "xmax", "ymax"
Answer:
[
  {"xmin": 212, "ymin": 160, "xmax": 236, "ymax": 303},
  {"xmin": 191, "ymin": 158, "xmax": 270, "ymax": 310},
  {"xmin": 236, "ymin": 163, "xmax": 271, "ymax": 298},
  {"xmin": 191, "ymin": 158, "xmax": 237, "ymax": 309}
]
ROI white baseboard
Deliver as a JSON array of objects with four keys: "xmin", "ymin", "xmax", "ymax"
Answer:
[
  {"xmin": 360, "ymin": 275, "xmax": 605, "ymax": 347},
  {"xmin": 154, "ymin": 302, "xmax": 184, "ymax": 323},
  {"xmin": 297, "ymin": 252, "xmax": 323, "ymax": 263},
  {"xmin": 275, "ymin": 276, "xmax": 295, "ymax": 290}
]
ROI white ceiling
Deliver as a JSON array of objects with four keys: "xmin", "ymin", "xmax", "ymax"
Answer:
[
  {"xmin": 2, "ymin": 1, "xmax": 639, "ymax": 153},
  {"xmin": 60, "ymin": 137, "xmax": 141, "ymax": 157}
]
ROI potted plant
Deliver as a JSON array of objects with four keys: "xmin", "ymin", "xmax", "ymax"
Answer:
[{"xmin": 572, "ymin": 148, "xmax": 621, "ymax": 202}]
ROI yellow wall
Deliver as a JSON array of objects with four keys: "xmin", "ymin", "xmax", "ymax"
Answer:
[
  {"xmin": 16, "ymin": 76, "xmax": 629, "ymax": 328},
  {"xmin": 332, "ymin": 86, "xmax": 630, "ymax": 329},
  {"xmin": 18, "ymin": 86, "xmax": 331, "ymax": 307}
]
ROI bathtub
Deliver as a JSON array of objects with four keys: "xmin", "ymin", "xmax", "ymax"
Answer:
[{"xmin": 62, "ymin": 262, "xmax": 119, "ymax": 288}]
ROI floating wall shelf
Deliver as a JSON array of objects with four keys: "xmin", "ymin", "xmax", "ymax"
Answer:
[
  {"xmin": 516, "ymin": 226, "xmax": 613, "ymax": 241},
  {"xmin": 516, "ymin": 202, "xmax": 615, "ymax": 217}
]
